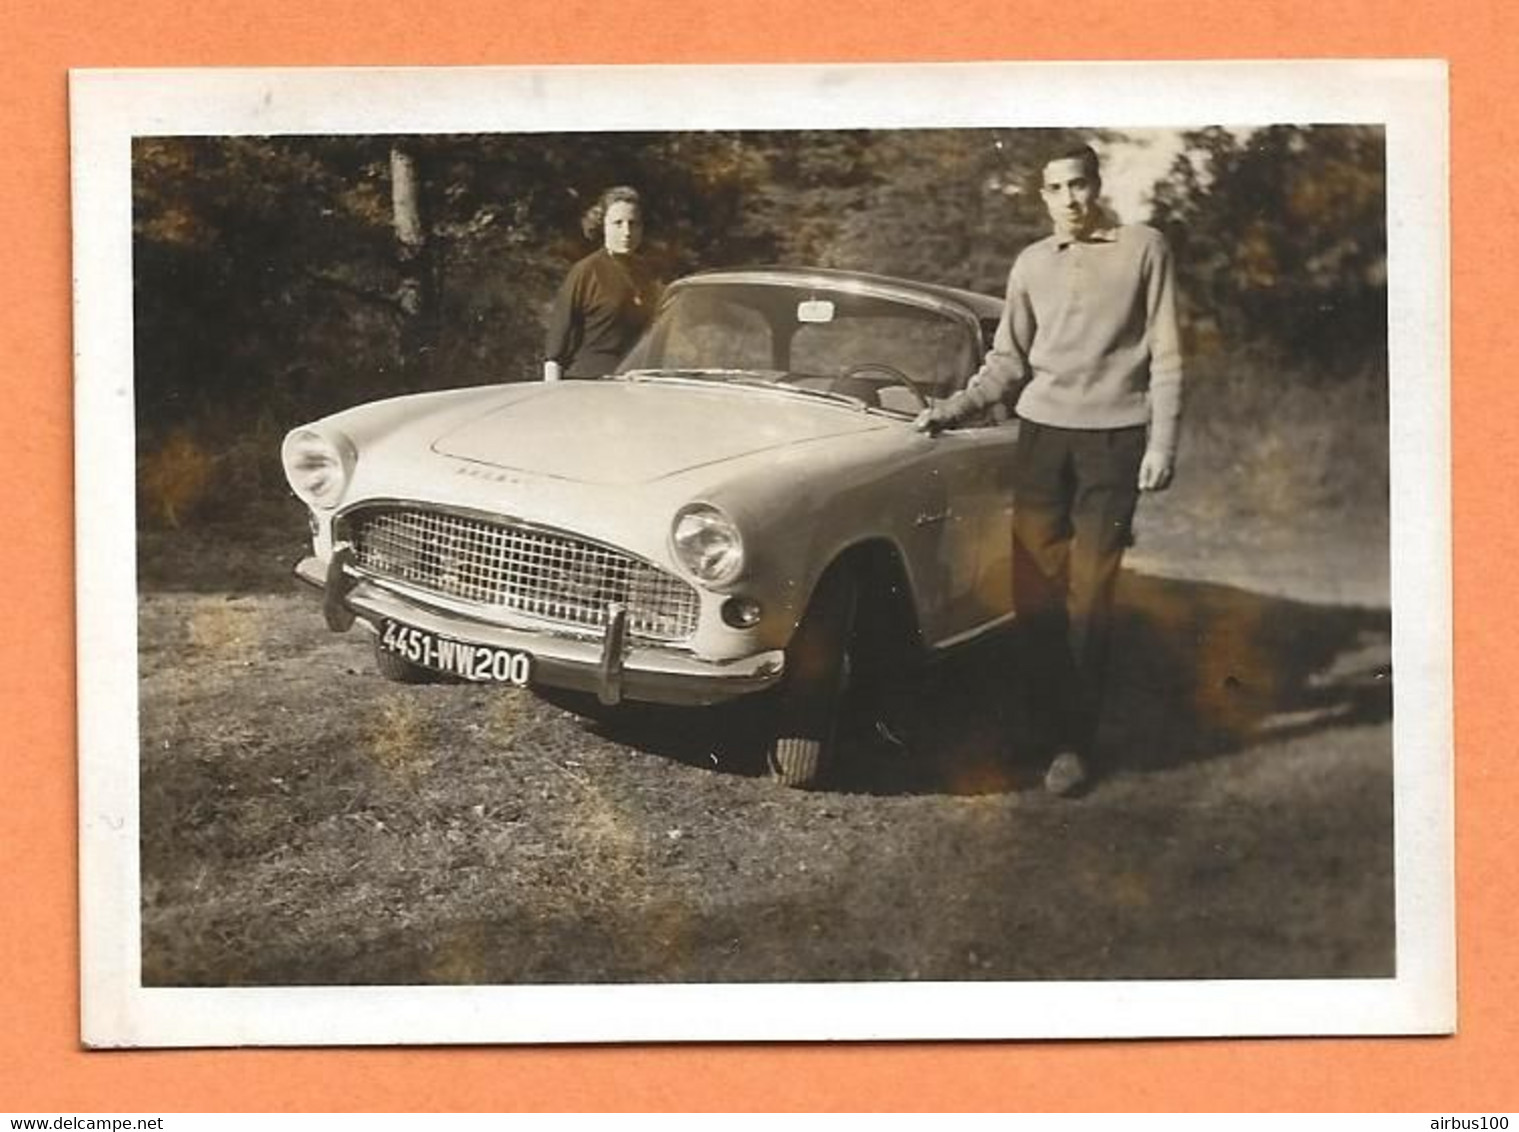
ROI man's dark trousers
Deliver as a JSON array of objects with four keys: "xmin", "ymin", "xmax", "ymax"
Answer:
[{"xmin": 1012, "ymin": 419, "xmax": 1146, "ymax": 764}]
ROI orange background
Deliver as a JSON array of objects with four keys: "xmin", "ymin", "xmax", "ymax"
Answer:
[{"xmin": 4, "ymin": 0, "xmax": 1510, "ymax": 1113}]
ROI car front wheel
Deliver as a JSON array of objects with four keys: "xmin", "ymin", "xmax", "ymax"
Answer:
[{"xmin": 768, "ymin": 567, "xmax": 860, "ymax": 789}]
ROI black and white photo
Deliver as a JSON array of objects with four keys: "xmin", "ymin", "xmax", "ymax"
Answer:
[{"xmin": 72, "ymin": 61, "xmax": 1453, "ymax": 1046}]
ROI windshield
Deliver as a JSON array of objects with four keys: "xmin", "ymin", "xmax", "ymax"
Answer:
[{"xmin": 616, "ymin": 280, "xmax": 981, "ymax": 414}]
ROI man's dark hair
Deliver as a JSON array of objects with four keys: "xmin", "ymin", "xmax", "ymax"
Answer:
[{"xmin": 1042, "ymin": 143, "xmax": 1102, "ymax": 185}]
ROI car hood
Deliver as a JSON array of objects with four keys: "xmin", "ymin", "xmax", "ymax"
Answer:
[{"xmin": 427, "ymin": 379, "xmax": 889, "ymax": 485}]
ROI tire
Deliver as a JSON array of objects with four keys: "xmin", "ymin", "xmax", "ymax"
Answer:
[
  {"xmin": 371, "ymin": 632, "xmax": 438, "ymax": 684},
  {"xmin": 768, "ymin": 567, "xmax": 860, "ymax": 789}
]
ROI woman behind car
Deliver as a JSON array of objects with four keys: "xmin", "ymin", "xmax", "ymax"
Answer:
[{"xmin": 542, "ymin": 185, "xmax": 663, "ymax": 381}]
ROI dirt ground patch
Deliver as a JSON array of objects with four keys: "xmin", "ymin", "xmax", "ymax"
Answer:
[{"xmin": 137, "ymin": 507, "xmax": 1394, "ymax": 984}]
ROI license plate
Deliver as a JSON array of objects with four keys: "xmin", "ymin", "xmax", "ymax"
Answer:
[{"xmin": 379, "ymin": 619, "xmax": 533, "ymax": 685}]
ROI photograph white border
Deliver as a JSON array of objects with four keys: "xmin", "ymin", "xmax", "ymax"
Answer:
[{"xmin": 73, "ymin": 60, "xmax": 1453, "ymax": 1047}]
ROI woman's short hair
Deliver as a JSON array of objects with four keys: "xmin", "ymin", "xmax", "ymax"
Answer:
[{"xmin": 582, "ymin": 185, "xmax": 643, "ymax": 240}]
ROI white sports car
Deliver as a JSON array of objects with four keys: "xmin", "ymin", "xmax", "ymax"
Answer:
[{"xmin": 282, "ymin": 267, "xmax": 1019, "ymax": 786}]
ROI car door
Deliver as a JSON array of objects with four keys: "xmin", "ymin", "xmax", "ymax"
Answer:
[
  {"xmin": 924, "ymin": 420, "xmax": 1018, "ymax": 643},
  {"xmin": 894, "ymin": 417, "xmax": 1018, "ymax": 648},
  {"xmin": 895, "ymin": 304, "xmax": 1021, "ymax": 648}
]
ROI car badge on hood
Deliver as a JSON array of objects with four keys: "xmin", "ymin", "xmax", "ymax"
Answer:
[{"xmin": 453, "ymin": 463, "xmax": 520, "ymax": 485}]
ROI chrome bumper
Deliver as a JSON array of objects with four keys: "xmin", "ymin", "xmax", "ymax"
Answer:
[{"xmin": 294, "ymin": 555, "xmax": 785, "ymax": 707}]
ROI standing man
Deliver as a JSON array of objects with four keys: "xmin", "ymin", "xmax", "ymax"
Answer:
[{"xmin": 916, "ymin": 143, "xmax": 1183, "ymax": 796}]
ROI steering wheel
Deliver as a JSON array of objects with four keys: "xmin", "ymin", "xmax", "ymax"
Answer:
[{"xmin": 831, "ymin": 363, "xmax": 928, "ymax": 410}]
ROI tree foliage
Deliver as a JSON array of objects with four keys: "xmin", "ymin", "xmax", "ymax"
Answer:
[{"xmin": 1148, "ymin": 125, "xmax": 1387, "ymax": 370}]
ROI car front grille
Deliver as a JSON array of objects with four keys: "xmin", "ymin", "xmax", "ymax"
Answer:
[{"xmin": 341, "ymin": 504, "xmax": 699, "ymax": 642}]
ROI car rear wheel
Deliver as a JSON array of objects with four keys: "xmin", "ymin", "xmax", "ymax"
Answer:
[{"xmin": 768, "ymin": 567, "xmax": 860, "ymax": 789}]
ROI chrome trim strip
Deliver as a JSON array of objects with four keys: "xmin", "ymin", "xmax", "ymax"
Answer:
[
  {"xmin": 671, "ymin": 270, "xmax": 993, "ymax": 322},
  {"xmin": 930, "ymin": 611, "xmax": 1018, "ymax": 652},
  {"xmin": 362, "ymin": 573, "xmax": 603, "ymax": 639}
]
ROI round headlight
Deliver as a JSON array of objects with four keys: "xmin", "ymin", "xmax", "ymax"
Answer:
[
  {"xmin": 670, "ymin": 503, "xmax": 745, "ymax": 585},
  {"xmin": 281, "ymin": 427, "xmax": 355, "ymax": 511}
]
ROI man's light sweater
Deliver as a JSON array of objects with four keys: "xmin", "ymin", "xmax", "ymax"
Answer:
[{"xmin": 946, "ymin": 222, "xmax": 1184, "ymax": 457}]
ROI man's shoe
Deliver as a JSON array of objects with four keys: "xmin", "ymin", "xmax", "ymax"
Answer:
[{"xmin": 1043, "ymin": 750, "xmax": 1090, "ymax": 797}]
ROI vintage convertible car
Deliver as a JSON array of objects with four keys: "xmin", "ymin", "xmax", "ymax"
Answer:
[{"xmin": 282, "ymin": 267, "xmax": 1018, "ymax": 787}]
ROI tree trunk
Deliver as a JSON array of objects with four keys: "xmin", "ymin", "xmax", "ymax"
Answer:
[{"xmin": 391, "ymin": 144, "xmax": 438, "ymax": 385}]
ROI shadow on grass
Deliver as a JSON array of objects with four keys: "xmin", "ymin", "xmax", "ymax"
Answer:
[{"xmin": 581, "ymin": 569, "xmax": 1392, "ymax": 797}]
